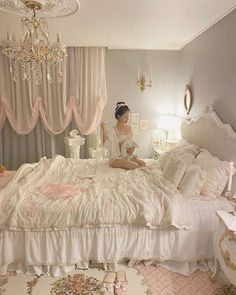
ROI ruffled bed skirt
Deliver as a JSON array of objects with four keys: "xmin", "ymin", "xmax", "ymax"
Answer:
[{"xmin": 0, "ymin": 225, "xmax": 215, "ymax": 276}]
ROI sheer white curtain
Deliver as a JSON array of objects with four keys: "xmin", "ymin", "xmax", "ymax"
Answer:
[
  {"xmin": 0, "ymin": 47, "xmax": 107, "ymax": 134},
  {"xmin": 0, "ymin": 47, "xmax": 106, "ymax": 169}
]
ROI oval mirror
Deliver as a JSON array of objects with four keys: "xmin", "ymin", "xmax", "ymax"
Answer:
[{"xmin": 184, "ymin": 85, "xmax": 193, "ymax": 115}]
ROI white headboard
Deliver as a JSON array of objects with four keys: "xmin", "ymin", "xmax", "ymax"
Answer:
[{"xmin": 181, "ymin": 106, "xmax": 236, "ymax": 194}]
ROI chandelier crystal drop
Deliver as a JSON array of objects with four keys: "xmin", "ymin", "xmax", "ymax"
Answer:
[{"xmin": 2, "ymin": 1, "xmax": 69, "ymax": 84}]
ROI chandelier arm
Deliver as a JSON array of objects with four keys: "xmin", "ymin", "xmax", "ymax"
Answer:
[{"xmin": 38, "ymin": 23, "xmax": 50, "ymax": 45}]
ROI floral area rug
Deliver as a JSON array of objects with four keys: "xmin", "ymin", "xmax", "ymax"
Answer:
[
  {"xmin": 0, "ymin": 265, "xmax": 150, "ymax": 295},
  {"xmin": 1, "ymin": 263, "xmax": 233, "ymax": 295}
]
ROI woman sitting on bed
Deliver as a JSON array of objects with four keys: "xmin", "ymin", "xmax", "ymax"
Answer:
[{"xmin": 101, "ymin": 102, "xmax": 146, "ymax": 170}]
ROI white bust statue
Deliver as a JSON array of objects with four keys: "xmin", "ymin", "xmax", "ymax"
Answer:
[{"xmin": 64, "ymin": 129, "xmax": 85, "ymax": 159}]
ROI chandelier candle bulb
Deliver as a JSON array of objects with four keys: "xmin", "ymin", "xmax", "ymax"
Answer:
[
  {"xmin": 57, "ymin": 34, "xmax": 61, "ymax": 43},
  {"xmin": 7, "ymin": 32, "xmax": 13, "ymax": 42}
]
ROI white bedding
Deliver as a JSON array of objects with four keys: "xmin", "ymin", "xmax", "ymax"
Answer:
[
  {"xmin": 0, "ymin": 156, "xmax": 232, "ymax": 232},
  {"xmin": 0, "ymin": 225, "xmax": 220, "ymax": 276},
  {"xmin": 0, "ymin": 157, "xmax": 233, "ymax": 276}
]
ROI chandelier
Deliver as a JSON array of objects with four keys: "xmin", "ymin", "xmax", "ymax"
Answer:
[{"xmin": 0, "ymin": 0, "xmax": 79, "ymax": 84}]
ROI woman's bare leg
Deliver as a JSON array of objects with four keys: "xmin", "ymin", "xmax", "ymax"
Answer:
[
  {"xmin": 110, "ymin": 159, "xmax": 139, "ymax": 170},
  {"xmin": 131, "ymin": 157, "xmax": 146, "ymax": 167}
]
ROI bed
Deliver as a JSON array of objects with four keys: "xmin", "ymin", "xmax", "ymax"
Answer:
[{"xmin": 0, "ymin": 106, "xmax": 235, "ymax": 277}]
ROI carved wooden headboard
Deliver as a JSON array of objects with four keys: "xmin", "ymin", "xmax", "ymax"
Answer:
[{"xmin": 181, "ymin": 106, "xmax": 236, "ymax": 194}]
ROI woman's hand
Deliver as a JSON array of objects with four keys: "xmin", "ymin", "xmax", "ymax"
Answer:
[{"xmin": 127, "ymin": 147, "xmax": 135, "ymax": 156}]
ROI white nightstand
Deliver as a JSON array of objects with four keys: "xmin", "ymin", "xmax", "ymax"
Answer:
[
  {"xmin": 152, "ymin": 140, "xmax": 178, "ymax": 160},
  {"xmin": 152, "ymin": 146, "xmax": 169, "ymax": 160},
  {"xmin": 212, "ymin": 210, "xmax": 236, "ymax": 293}
]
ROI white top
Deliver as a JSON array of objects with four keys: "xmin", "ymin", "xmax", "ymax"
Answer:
[
  {"xmin": 104, "ymin": 126, "xmax": 137, "ymax": 161},
  {"xmin": 114, "ymin": 126, "xmax": 132, "ymax": 147}
]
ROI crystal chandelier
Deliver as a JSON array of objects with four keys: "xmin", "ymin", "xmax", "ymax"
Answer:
[{"xmin": 1, "ymin": 0, "xmax": 78, "ymax": 84}]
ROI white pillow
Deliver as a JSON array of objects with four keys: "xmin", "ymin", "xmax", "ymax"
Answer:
[
  {"xmin": 176, "ymin": 152, "xmax": 196, "ymax": 166},
  {"xmin": 174, "ymin": 140, "xmax": 200, "ymax": 155},
  {"xmin": 157, "ymin": 151, "xmax": 170, "ymax": 170},
  {"xmin": 178, "ymin": 163, "xmax": 206, "ymax": 196},
  {"xmin": 196, "ymin": 149, "xmax": 231, "ymax": 199},
  {"xmin": 196, "ymin": 149, "xmax": 220, "ymax": 170},
  {"xmin": 163, "ymin": 155, "xmax": 187, "ymax": 187},
  {"xmin": 157, "ymin": 146, "xmax": 196, "ymax": 171}
]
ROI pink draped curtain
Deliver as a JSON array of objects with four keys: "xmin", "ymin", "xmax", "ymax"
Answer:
[{"xmin": 0, "ymin": 47, "xmax": 107, "ymax": 135}]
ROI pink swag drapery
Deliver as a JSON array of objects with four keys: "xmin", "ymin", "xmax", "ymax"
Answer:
[{"xmin": 0, "ymin": 47, "xmax": 107, "ymax": 135}]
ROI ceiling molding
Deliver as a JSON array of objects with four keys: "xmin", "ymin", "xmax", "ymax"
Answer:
[{"xmin": 178, "ymin": 5, "xmax": 236, "ymax": 51}]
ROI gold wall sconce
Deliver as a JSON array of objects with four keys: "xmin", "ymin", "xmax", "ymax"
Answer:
[{"xmin": 137, "ymin": 68, "xmax": 152, "ymax": 92}]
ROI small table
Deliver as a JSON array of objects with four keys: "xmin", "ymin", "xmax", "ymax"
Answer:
[
  {"xmin": 152, "ymin": 147, "xmax": 170, "ymax": 160},
  {"xmin": 212, "ymin": 210, "xmax": 236, "ymax": 293}
]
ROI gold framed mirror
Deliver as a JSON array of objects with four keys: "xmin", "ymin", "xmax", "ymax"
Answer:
[{"xmin": 184, "ymin": 85, "xmax": 193, "ymax": 115}]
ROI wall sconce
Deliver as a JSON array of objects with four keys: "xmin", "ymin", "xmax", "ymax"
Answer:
[{"xmin": 137, "ymin": 68, "xmax": 152, "ymax": 92}]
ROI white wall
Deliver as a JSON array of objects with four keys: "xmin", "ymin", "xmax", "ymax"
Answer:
[{"xmin": 103, "ymin": 50, "xmax": 180, "ymax": 158}]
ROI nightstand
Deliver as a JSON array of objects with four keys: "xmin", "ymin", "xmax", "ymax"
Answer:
[
  {"xmin": 212, "ymin": 210, "xmax": 236, "ymax": 293},
  {"xmin": 152, "ymin": 146, "xmax": 169, "ymax": 160},
  {"xmin": 152, "ymin": 140, "xmax": 178, "ymax": 160}
]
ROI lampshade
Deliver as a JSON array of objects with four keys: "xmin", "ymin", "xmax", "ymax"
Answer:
[{"xmin": 157, "ymin": 115, "xmax": 181, "ymax": 131}]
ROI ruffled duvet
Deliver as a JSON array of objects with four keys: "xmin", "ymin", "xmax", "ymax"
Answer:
[{"xmin": 0, "ymin": 155, "xmax": 228, "ymax": 231}]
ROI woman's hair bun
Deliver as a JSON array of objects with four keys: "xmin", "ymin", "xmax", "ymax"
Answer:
[{"xmin": 114, "ymin": 101, "xmax": 130, "ymax": 119}]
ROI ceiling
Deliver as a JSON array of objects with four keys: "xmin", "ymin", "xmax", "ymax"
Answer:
[{"xmin": 0, "ymin": 0, "xmax": 236, "ymax": 50}]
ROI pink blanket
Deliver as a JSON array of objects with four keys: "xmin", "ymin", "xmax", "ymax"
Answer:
[{"xmin": 40, "ymin": 184, "xmax": 88, "ymax": 199}]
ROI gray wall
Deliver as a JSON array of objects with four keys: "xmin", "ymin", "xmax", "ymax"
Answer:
[
  {"xmin": 104, "ymin": 50, "xmax": 180, "ymax": 158},
  {"xmin": 178, "ymin": 9, "xmax": 236, "ymax": 128},
  {"xmin": 104, "ymin": 9, "xmax": 236, "ymax": 158}
]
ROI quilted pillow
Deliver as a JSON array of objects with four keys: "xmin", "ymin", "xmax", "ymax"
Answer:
[
  {"xmin": 157, "ymin": 151, "xmax": 171, "ymax": 170},
  {"xmin": 178, "ymin": 162, "xmax": 206, "ymax": 196},
  {"xmin": 163, "ymin": 155, "xmax": 187, "ymax": 187},
  {"xmin": 157, "ymin": 140, "xmax": 199, "ymax": 171},
  {"xmin": 196, "ymin": 149, "xmax": 232, "ymax": 199},
  {"xmin": 173, "ymin": 139, "xmax": 200, "ymax": 156}
]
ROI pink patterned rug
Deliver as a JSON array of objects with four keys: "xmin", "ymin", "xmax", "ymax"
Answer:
[
  {"xmin": 135, "ymin": 264, "xmax": 220, "ymax": 295},
  {"xmin": 0, "ymin": 264, "xmax": 227, "ymax": 295}
]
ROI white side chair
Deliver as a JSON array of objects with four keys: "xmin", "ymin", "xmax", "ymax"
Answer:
[{"xmin": 64, "ymin": 129, "xmax": 85, "ymax": 159}]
